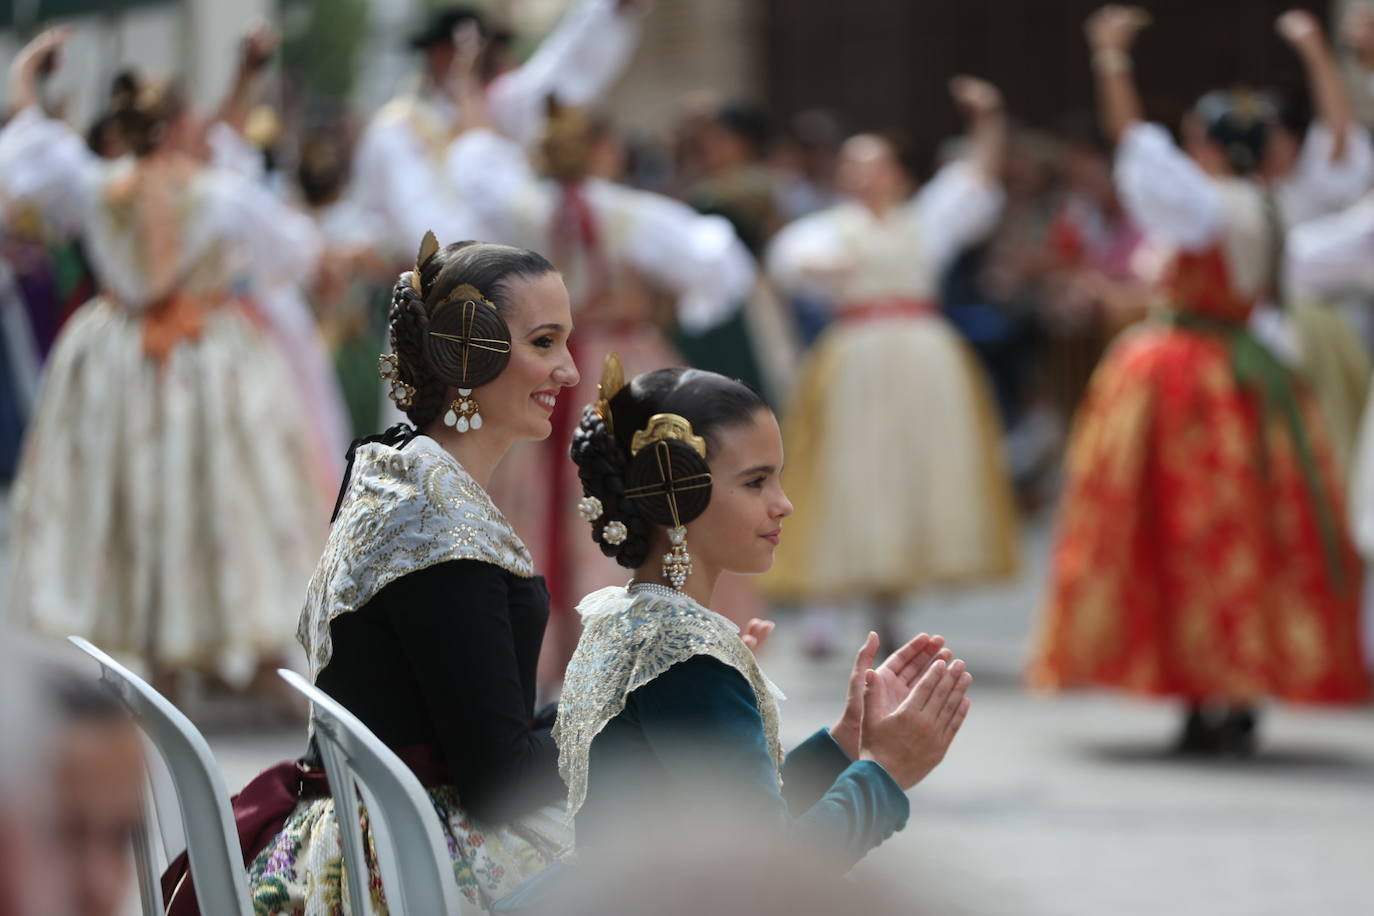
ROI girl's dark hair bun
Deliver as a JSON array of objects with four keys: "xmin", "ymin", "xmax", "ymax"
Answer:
[{"xmin": 624, "ymin": 440, "xmax": 712, "ymax": 528}]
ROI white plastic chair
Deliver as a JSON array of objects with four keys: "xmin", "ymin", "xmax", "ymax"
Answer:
[
  {"xmin": 67, "ymin": 636, "xmax": 252, "ymax": 916},
  {"xmin": 276, "ymin": 668, "xmax": 469, "ymax": 915}
]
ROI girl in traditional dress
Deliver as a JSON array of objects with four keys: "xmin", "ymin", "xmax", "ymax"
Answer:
[
  {"xmin": 761, "ymin": 77, "xmax": 1019, "ymax": 653},
  {"xmin": 446, "ymin": 103, "xmax": 757, "ymax": 678},
  {"xmin": 164, "ymin": 238, "xmax": 581, "ymax": 914},
  {"xmin": 1031, "ymin": 6, "xmax": 1370, "ymax": 754},
  {"xmin": 0, "ymin": 30, "xmax": 328, "ymax": 691},
  {"xmin": 553, "ymin": 355, "xmax": 972, "ymax": 873}
]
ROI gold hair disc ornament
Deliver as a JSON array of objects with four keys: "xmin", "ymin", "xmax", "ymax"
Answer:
[
  {"xmin": 595, "ymin": 352, "xmax": 625, "ymax": 433},
  {"xmin": 625, "ymin": 412, "xmax": 713, "ymax": 590},
  {"xmin": 631, "ymin": 414, "xmax": 708, "ymax": 460},
  {"xmin": 425, "ymin": 282, "xmax": 513, "ymax": 434}
]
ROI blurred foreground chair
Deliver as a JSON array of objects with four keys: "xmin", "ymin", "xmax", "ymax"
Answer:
[
  {"xmin": 67, "ymin": 636, "xmax": 252, "ymax": 916},
  {"xmin": 276, "ymin": 668, "xmax": 469, "ymax": 915}
]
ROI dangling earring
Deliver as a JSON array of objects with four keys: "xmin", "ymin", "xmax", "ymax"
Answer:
[
  {"xmin": 663, "ymin": 525, "xmax": 692, "ymax": 590},
  {"xmin": 443, "ymin": 388, "xmax": 483, "ymax": 433}
]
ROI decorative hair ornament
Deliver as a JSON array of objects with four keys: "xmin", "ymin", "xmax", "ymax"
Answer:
[
  {"xmin": 407, "ymin": 232, "xmax": 511, "ymax": 434},
  {"xmin": 625, "ymin": 413, "xmax": 713, "ymax": 590},
  {"xmin": 602, "ymin": 520, "xmax": 628, "ymax": 545},
  {"xmin": 577, "ymin": 495, "xmax": 604, "ymax": 522},
  {"xmin": 631, "ymin": 413, "xmax": 708, "ymax": 459},
  {"xmin": 378, "ymin": 353, "xmax": 415, "ymax": 409},
  {"xmin": 595, "ymin": 352, "xmax": 625, "ymax": 434},
  {"xmin": 411, "ymin": 229, "xmax": 440, "ymax": 295}
]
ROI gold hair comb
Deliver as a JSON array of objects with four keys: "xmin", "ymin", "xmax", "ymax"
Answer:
[{"xmin": 631, "ymin": 413, "xmax": 708, "ymax": 460}]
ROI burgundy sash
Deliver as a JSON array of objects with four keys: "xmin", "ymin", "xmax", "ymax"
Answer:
[{"xmin": 160, "ymin": 744, "xmax": 448, "ymax": 916}]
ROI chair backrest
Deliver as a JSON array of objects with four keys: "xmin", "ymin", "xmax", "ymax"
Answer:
[
  {"xmin": 67, "ymin": 637, "xmax": 252, "ymax": 916},
  {"xmin": 276, "ymin": 668, "xmax": 467, "ymax": 916}
]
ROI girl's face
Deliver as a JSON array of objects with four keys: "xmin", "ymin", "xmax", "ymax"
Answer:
[
  {"xmin": 469, "ymin": 272, "xmax": 579, "ymax": 443},
  {"xmin": 685, "ymin": 408, "xmax": 793, "ymax": 576}
]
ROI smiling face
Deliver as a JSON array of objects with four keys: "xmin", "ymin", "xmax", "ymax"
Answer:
[
  {"xmin": 469, "ymin": 271, "xmax": 579, "ymax": 443},
  {"xmin": 684, "ymin": 408, "xmax": 793, "ymax": 577}
]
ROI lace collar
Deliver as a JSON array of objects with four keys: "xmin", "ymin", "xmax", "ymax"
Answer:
[
  {"xmin": 297, "ymin": 435, "xmax": 533, "ymax": 679},
  {"xmin": 552, "ymin": 583, "xmax": 785, "ymax": 822}
]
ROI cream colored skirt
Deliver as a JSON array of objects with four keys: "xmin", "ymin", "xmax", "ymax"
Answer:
[
  {"xmin": 5, "ymin": 297, "xmax": 327, "ymax": 683},
  {"xmin": 762, "ymin": 315, "xmax": 1018, "ymax": 601}
]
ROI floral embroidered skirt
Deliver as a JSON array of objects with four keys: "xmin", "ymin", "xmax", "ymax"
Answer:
[
  {"xmin": 1031, "ymin": 321, "xmax": 1370, "ymax": 703},
  {"xmin": 246, "ymin": 786, "xmax": 569, "ymax": 915}
]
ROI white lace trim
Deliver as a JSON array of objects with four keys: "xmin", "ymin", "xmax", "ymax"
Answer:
[
  {"xmin": 297, "ymin": 435, "xmax": 533, "ymax": 679},
  {"xmin": 553, "ymin": 585, "xmax": 785, "ymax": 822}
]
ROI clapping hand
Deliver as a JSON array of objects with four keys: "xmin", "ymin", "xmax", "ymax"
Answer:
[
  {"xmin": 831, "ymin": 631, "xmax": 953, "ymax": 760},
  {"xmin": 860, "ymin": 655, "xmax": 972, "ymax": 790}
]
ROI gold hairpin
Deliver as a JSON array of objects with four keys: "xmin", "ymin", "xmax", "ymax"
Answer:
[
  {"xmin": 411, "ymin": 229, "xmax": 440, "ymax": 295},
  {"xmin": 631, "ymin": 413, "xmax": 707, "ymax": 460},
  {"xmin": 596, "ymin": 352, "xmax": 625, "ymax": 432}
]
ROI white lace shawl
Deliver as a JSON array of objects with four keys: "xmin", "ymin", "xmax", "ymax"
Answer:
[
  {"xmin": 552, "ymin": 585, "xmax": 786, "ymax": 822},
  {"xmin": 297, "ymin": 435, "xmax": 533, "ymax": 679}
]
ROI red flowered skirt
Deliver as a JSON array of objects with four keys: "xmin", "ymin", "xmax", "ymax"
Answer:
[{"xmin": 1031, "ymin": 322, "xmax": 1370, "ymax": 703}]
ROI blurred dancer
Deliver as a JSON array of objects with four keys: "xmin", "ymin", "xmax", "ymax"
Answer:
[
  {"xmin": 762, "ymin": 78, "xmax": 1019, "ymax": 655},
  {"xmin": 1260, "ymin": 9, "xmax": 1374, "ymax": 474},
  {"xmin": 1, "ymin": 30, "xmax": 327, "ymax": 692},
  {"xmin": 448, "ymin": 102, "xmax": 755, "ymax": 679},
  {"xmin": 1031, "ymin": 6, "xmax": 1370, "ymax": 754},
  {"xmin": 353, "ymin": 0, "xmax": 647, "ymax": 258}
]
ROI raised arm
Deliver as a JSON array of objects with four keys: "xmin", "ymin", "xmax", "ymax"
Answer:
[
  {"xmin": 950, "ymin": 75, "xmax": 1007, "ymax": 181},
  {"xmin": 1085, "ymin": 5, "xmax": 1150, "ymax": 145},
  {"xmin": 1279, "ymin": 9, "xmax": 1354, "ymax": 162},
  {"xmin": 0, "ymin": 29, "xmax": 97, "ymax": 238},
  {"xmin": 211, "ymin": 24, "xmax": 278, "ymax": 139},
  {"xmin": 485, "ymin": 0, "xmax": 648, "ymax": 146}
]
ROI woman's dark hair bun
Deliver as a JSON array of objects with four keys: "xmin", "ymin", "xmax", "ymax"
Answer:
[
  {"xmin": 424, "ymin": 290, "xmax": 512, "ymax": 390},
  {"xmin": 384, "ymin": 239, "xmax": 556, "ymax": 428}
]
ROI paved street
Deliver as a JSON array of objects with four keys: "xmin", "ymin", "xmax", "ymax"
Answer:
[{"xmin": 191, "ymin": 519, "xmax": 1373, "ymax": 914}]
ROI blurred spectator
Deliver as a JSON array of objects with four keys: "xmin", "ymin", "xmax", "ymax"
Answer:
[
  {"xmin": 40, "ymin": 662, "xmax": 146, "ymax": 916},
  {"xmin": 687, "ymin": 101, "xmax": 781, "ymax": 256},
  {"xmin": 0, "ymin": 635, "xmax": 57, "ymax": 916}
]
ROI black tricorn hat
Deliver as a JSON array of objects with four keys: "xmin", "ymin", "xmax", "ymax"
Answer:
[{"xmin": 408, "ymin": 6, "xmax": 485, "ymax": 49}]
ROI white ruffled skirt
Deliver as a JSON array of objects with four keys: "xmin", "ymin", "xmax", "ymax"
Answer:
[{"xmin": 5, "ymin": 297, "xmax": 327, "ymax": 683}]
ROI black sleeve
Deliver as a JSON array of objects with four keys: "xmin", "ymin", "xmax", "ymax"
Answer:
[{"xmin": 385, "ymin": 560, "xmax": 564, "ymax": 824}]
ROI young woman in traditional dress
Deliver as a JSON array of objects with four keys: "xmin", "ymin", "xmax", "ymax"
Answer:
[
  {"xmin": 446, "ymin": 103, "xmax": 757, "ymax": 678},
  {"xmin": 761, "ymin": 77, "xmax": 1019, "ymax": 654},
  {"xmin": 0, "ymin": 29, "xmax": 328, "ymax": 692},
  {"xmin": 551, "ymin": 356, "xmax": 972, "ymax": 874},
  {"xmin": 160, "ymin": 238, "xmax": 581, "ymax": 914},
  {"xmin": 1030, "ymin": 5, "xmax": 1370, "ymax": 754}
]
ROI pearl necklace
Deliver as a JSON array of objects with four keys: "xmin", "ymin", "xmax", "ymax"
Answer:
[{"xmin": 627, "ymin": 580, "xmax": 682, "ymax": 601}]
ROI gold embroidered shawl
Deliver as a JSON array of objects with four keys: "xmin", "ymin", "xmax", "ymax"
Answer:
[
  {"xmin": 297, "ymin": 435, "xmax": 533, "ymax": 679},
  {"xmin": 553, "ymin": 585, "xmax": 786, "ymax": 822}
]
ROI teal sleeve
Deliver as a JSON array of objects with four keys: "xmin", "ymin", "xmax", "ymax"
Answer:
[
  {"xmin": 629, "ymin": 656, "xmax": 909, "ymax": 871},
  {"xmin": 781, "ymin": 728, "xmax": 854, "ymax": 815}
]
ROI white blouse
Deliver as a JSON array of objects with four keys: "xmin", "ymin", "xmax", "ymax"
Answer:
[
  {"xmin": 766, "ymin": 160, "xmax": 1004, "ymax": 305},
  {"xmin": 446, "ymin": 127, "xmax": 754, "ymax": 333}
]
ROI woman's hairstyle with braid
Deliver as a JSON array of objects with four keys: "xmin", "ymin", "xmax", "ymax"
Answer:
[
  {"xmin": 570, "ymin": 366, "xmax": 768, "ymax": 568},
  {"xmin": 388, "ymin": 239, "xmax": 557, "ymax": 428}
]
